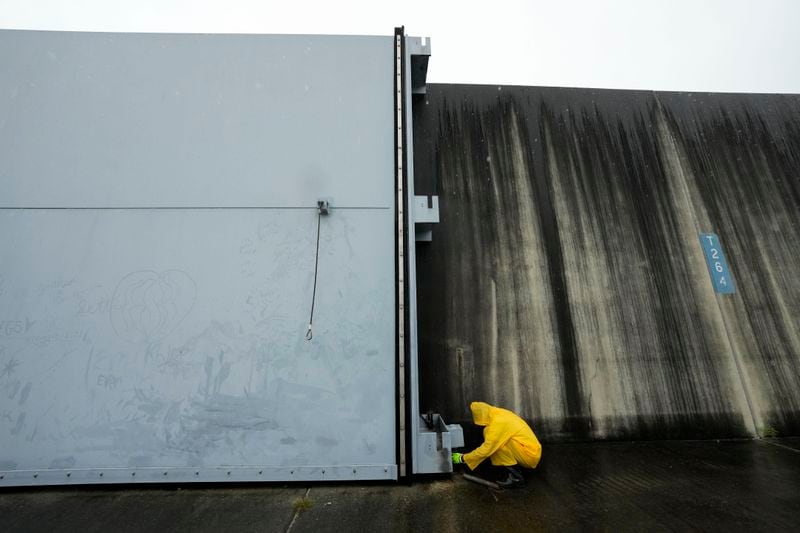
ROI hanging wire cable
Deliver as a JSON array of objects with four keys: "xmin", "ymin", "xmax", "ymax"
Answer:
[{"xmin": 306, "ymin": 209, "xmax": 322, "ymax": 341}]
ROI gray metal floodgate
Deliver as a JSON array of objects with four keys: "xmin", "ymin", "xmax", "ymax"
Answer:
[
  {"xmin": 2, "ymin": 439, "xmax": 800, "ymax": 532},
  {"xmin": 0, "ymin": 29, "xmax": 398, "ymax": 485}
]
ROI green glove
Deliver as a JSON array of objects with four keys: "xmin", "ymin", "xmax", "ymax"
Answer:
[{"xmin": 452, "ymin": 452, "xmax": 464, "ymax": 464}]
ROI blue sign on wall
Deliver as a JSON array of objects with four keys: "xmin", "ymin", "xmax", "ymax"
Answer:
[{"xmin": 699, "ymin": 233, "xmax": 735, "ymax": 294}]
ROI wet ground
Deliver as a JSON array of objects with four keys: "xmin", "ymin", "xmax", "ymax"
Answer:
[{"xmin": 2, "ymin": 439, "xmax": 799, "ymax": 532}]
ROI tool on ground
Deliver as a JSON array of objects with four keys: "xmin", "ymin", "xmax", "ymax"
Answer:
[{"xmin": 463, "ymin": 472, "xmax": 502, "ymax": 491}]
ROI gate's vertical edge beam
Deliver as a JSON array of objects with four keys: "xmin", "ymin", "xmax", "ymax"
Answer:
[
  {"xmin": 404, "ymin": 37, "xmax": 461, "ymax": 474},
  {"xmin": 404, "ymin": 35, "xmax": 420, "ymax": 475},
  {"xmin": 394, "ymin": 26, "xmax": 408, "ymax": 478}
]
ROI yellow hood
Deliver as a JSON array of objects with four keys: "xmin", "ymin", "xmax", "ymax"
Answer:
[{"xmin": 470, "ymin": 401, "xmax": 494, "ymax": 426}]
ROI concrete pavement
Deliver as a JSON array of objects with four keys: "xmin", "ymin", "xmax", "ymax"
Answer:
[{"xmin": 3, "ymin": 439, "xmax": 799, "ymax": 532}]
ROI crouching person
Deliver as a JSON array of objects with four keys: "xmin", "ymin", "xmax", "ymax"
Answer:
[{"xmin": 452, "ymin": 401, "xmax": 542, "ymax": 488}]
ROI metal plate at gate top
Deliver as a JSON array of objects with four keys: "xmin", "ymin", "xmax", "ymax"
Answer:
[
  {"xmin": 0, "ymin": 30, "xmax": 394, "ymax": 209},
  {"xmin": 0, "ymin": 30, "xmax": 398, "ymax": 485}
]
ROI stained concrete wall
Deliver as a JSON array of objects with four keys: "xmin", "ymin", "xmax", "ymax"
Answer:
[{"xmin": 414, "ymin": 85, "xmax": 800, "ymax": 441}]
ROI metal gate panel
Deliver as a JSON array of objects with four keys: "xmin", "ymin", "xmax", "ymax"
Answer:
[
  {"xmin": 0, "ymin": 30, "xmax": 393, "ymax": 209},
  {"xmin": 0, "ymin": 30, "xmax": 397, "ymax": 485}
]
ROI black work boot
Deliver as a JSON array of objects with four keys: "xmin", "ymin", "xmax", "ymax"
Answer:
[{"xmin": 497, "ymin": 466, "xmax": 525, "ymax": 488}]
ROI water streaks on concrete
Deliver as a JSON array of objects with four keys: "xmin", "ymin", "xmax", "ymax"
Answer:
[{"xmin": 415, "ymin": 85, "xmax": 800, "ymax": 440}]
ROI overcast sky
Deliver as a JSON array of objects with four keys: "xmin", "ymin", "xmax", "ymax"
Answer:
[{"xmin": 2, "ymin": 0, "xmax": 799, "ymax": 93}]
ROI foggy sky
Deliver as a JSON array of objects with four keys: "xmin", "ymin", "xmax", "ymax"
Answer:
[{"xmin": 1, "ymin": 0, "xmax": 798, "ymax": 93}]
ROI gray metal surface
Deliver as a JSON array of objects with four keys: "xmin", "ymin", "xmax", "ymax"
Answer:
[
  {"xmin": 0, "ymin": 30, "xmax": 397, "ymax": 484},
  {"xmin": 0, "ymin": 30, "xmax": 393, "ymax": 209},
  {"xmin": 404, "ymin": 36, "xmax": 422, "ymax": 474},
  {"xmin": 412, "ymin": 195, "xmax": 439, "ymax": 224}
]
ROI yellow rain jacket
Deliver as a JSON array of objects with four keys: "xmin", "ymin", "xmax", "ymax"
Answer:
[{"xmin": 462, "ymin": 401, "xmax": 542, "ymax": 471}]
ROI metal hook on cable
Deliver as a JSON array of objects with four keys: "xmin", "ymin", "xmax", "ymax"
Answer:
[{"xmin": 305, "ymin": 200, "xmax": 329, "ymax": 341}]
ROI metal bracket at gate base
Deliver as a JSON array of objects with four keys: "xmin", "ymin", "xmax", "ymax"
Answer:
[{"xmin": 416, "ymin": 413, "xmax": 464, "ymax": 474}]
